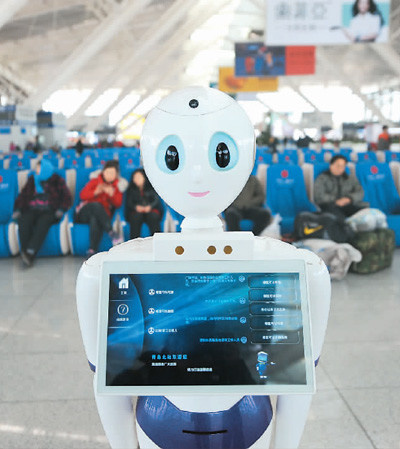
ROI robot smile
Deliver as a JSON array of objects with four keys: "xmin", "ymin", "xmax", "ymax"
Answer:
[{"xmin": 188, "ymin": 191, "xmax": 210, "ymax": 198}]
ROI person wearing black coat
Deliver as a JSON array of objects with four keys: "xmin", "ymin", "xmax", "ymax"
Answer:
[{"xmin": 125, "ymin": 169, "xmax": 163, "ymax": 239}]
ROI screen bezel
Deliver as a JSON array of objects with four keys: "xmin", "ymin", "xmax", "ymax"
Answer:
[{"xmin": 97, "ymin": 259, "xmax": 315, "ymax": 396}]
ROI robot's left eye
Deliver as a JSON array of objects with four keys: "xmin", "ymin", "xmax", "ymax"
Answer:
[
  {"xmin": 209, "ymin": 132, "xmax": 238, "ymax": 171},
  {"xmin": 156, "ymin": 135, "xmax": 185, "ymax": 174},
  {"xmin": 165, "ymin": 145, "xmax": 179, "ymax": 171},
  {"xmin": 216, "ymin": 143, "xmax": 230, "ymax": 168}
]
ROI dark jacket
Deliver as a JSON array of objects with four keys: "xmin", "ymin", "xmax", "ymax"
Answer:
[
  {"xmin": 125, "ymin": 184, "xmax": 163, "ymax": 220},
  {"xmin": 229, "ymin": 175, "xmax": 265, "ymax": 210},
  {"xmin": 14, "ymin": 174, "xmax": 72, "ymax": 217},
  {"xmin": 314, "ymin": 171, "xmax": 364, "ymax": 206}
]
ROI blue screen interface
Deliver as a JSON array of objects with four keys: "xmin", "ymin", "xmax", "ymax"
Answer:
[{"xmin": 106, "ymin": 272, "xmax": 307, "ymax": 386}]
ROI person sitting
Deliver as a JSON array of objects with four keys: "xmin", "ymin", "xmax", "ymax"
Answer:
[
  {"xmin": 377, "ymin": 125, "xmax": 390, "ymax": 151},
  {"xmin": 125, "ymin": 168, "xmax": 163, "ymax": 239},
  {"xmin": 13, "ymin": 159, "xmax": 72, "ymax": 267},
  {"xmin": 224, "ymin": 175, "xmax": 271, "ymax": 235},
  {"xmin": 314, "ymin": 155, "xmax": 367, "ymax": 221},
  {"xmin": 75, "ymin": 160, "xmax": 123, "ymax": 257}
]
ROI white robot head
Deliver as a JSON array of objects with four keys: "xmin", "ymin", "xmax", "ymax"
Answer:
[{"xmin": 141, "ymin": 87, "xmax": 255, "ymax": 230}]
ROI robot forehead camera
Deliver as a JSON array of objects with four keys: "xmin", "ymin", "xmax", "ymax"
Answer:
[{"xmin": 140, "ymin": 86, "xmax": 256, "ymax": 230}]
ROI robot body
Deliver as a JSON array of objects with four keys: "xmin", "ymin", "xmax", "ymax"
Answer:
[{"xmin": 76, "ymin": 87, "xmax": 330, "ymax": 449}]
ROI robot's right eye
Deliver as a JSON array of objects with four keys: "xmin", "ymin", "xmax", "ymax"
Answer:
[
  {"xmin": 165, "ymin": 145, "xmax": 179, "ymax": 171},
  {"xmin": 156, "ymin": 135, "xmax": 185, "ymax": 174}
]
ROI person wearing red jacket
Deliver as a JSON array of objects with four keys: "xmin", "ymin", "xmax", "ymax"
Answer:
[{"xmin": 75, "ymin": 160, "xmax": 123, "ymax": 257}]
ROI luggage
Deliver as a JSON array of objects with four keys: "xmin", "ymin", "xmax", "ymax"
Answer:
[
  {"xmin": 294, "ymin": 211, "xmax": 354, "ymax": 243},
  {"xmin": 346, "ymin": 208, "xmax": 387, "ymax": 232},
  {"xmin": 350, "ymin": 229, "xmax": 395, "ymax": 274},
  {"xmin": 294, "ymin": 239, "xmax": 362, "ymax": 281}
]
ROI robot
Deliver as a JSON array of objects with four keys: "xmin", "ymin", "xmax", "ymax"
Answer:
[
  {"xmin": 256, "ymin": 352, "xmax": 269, "ymax": 378},
  {"xmin": 76, "ymin": 86, "xmax": 331, "ymax": 449}
]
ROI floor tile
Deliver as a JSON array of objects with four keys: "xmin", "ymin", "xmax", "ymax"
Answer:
[
  {"xmin": 0, "ymin": 399, "xmax": 108, "ymax": 449},
  {"xmin": 300, "ymin": 390, "xmax": 374, "ymax": 449},
  {"xmin": 341, "ymin": 387, "xmax": 400, "ymax": 449},
  {"xmin": 0, "ymin": 352, "xmax": 93, "ymax": 402},
  {"xmin": 322, "ymin": 341, "xmax": 400, "ymax": 389}
]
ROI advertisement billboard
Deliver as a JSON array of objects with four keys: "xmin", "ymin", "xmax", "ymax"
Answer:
[
  {"xmin": 219, "ymin": 67, "xmax": 279, "ymax": 93},
  {"xmin": 235, "ymin": 43, "xmax": 315, "ymax": 77},
  {"xmin": 265, "ymin": 0, "xmax": 391, "ymax": 45}
]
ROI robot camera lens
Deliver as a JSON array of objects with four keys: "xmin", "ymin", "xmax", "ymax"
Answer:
[
  {"xmin": 216, "ymin": 142, "xmax": 230, "ymax": 168},
  {"xmin": 189, "ymin": 99, "xmax": 199, "ymax": 108},
  {"xmin": 165, "ymin": 145, "xmax": 179, "ymax": 171}
]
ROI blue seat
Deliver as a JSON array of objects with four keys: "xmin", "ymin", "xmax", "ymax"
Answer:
[
  {"xmin": 23, "ymin": 150, "xmax": 37, "ymax": 159},
  {"xmin": 385, "ymin": 151, "xmax": 400, "ymax": 163},
  {"xmin": 63, "ymin": 156, "xmax": 85, "ymax": 169},
  {"xmin": 61, "ymin": 149, "xmax": 77, "ymax": 158},
  {"xmin": 0, "ymin": 169, "xmax": 19, "ymax": 257},
  {"xmin": 312, "ymin": 163, "xmax": 330, "ymax": 180},
  {"xmin": 97, "ymin": 148, "xmax": 117, "ymax": 159},
  {"xmin": 278, "ymin": 150, "xmax": 298, "ymax": 165},
  {"xmin": 119, "ymin": 154, "xmax": 141, "ymax": 180},
  {"xmin": 8, "ymin": 157, "xmax": 31, "ymax": 171},
  {"xmin": 304, "ymin": 151, "xmax": 325, "ymax": 164},
  {"xmin": 339, "ymin": 147, "xmax": 353, "ymax": 157},
  {"xmin": 266, "ymin": 164, "xmax": 317, "ymax": 234},
  {"xmin": 255, "ymin": 150, "xmax": 273, "ymax": 165},
  {"xmin": 68, "ymin": 168, "xmax": 115, "ymax": 255},
  {"xmin": 356, "ymin": 152, "xmax": 378, "ymax": 163},
  {"xmin": 355, "ymin": 163, "xmax": 400, "ymax": 245}
]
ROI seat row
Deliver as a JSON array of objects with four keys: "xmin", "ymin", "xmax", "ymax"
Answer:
[
  {"xmin": 253, "ymin": 161, "xmax": 400, "ymax": 245},
  {"xmin": 0, "ymin": 166, "xmax": 180, "ymax": 258},
  {"xmin": 1, "ymin": 160, "xmax": 400, "ymax": 258},
  {"xmin": 254, "ymin": 148, "xmax": 400, "ymax": 169}
]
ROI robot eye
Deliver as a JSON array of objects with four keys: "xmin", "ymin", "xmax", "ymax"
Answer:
[
  {"xmin": 216, "ymin": 143, "xmax": 230, "ymax": 168},
  {"xmin": 156, "ymin": 135, "xmax": 185, "ymax": 174},
  {"xmin": 165, "ymin": 145, "xmax": 179, "ymax": 171},
  {"xmin": 209, "ymin": 132, "xmax": 238, "ymax": 172}
]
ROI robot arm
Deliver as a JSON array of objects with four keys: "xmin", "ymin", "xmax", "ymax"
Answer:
[
  {"xmin": 274, "ymin": 252, "xmax": 331, "ymax": 449},
  {"xmin": 76, "ymin": 254, "xmax": 139, "ymax": 449}
]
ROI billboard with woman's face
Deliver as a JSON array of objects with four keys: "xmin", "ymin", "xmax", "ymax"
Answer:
[{"xmin": 265, "ymin": 0, "xmax": 391, "ymax": 45}]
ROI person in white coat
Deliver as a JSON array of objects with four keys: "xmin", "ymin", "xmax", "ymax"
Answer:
[{"xmin": 343, "ymin": 0, "xmax": 383, "ymax": 42}]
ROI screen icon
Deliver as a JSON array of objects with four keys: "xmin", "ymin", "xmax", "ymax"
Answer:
[
  {"xmin": 117, "ymin": 304, "xmax": 129, "ymax": 315},
  {"xmin": 119, "ymin": 278, "xmax": 129, "ymax": 289}
]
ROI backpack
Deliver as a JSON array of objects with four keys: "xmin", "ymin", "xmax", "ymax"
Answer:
[{"xmin": 294, "ymin": 211, "xmax": 355, "ymax": 243}]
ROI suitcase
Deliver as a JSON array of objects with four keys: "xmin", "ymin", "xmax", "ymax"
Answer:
[{"xmin": 350, "ymin": 229, "xmax": 395, "ymax": 274}]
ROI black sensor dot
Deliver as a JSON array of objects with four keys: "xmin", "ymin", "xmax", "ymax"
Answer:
[{"xmin": 189, "ymin": 99, "xmax": 199, "ymax": 108}]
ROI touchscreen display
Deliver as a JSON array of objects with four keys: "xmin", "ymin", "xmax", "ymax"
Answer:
[{"xmin": 106, "ymin": 272, "xmax": 308, "ymax": 387}]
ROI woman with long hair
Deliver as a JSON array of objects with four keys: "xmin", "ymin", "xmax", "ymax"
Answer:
[
  {"xmin": 125, "ymin": 168, "xmax": 163, "ymax": 239},
  {"xmin": 343, "ymin": 0, "xmax": 383, "ymax": 42}
]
